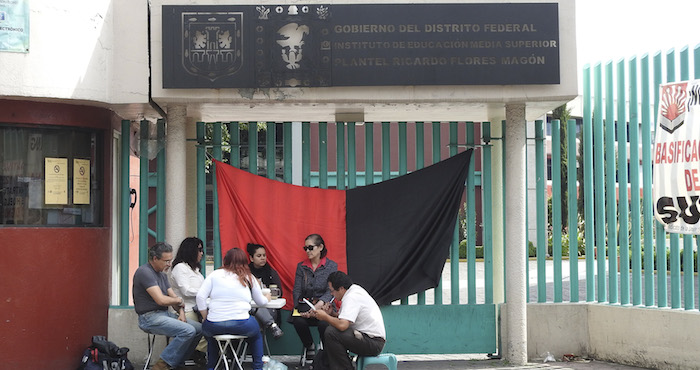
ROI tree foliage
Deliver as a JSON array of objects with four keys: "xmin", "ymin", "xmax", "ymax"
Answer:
[{"xmin": 551, "ymin": 104, "xmax": 572, "ymax": 231}]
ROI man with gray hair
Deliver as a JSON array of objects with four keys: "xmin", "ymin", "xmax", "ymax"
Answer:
[{"xmin": 133, "ymin": 242, "xmax": 203, "ymax": 370}]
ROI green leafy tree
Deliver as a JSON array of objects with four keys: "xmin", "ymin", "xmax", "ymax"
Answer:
[
  {"xmin": 204, "ymin": 122, "xmax": 268, "ymax": 172},
  {"xmin": 551, "ymin": 104, "xmax": 571, "ymax": 231}
]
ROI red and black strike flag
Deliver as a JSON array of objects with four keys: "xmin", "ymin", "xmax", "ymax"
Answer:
[{"xmin": 215, "ymin": 149, "xmax": 471, "ymax": 308}]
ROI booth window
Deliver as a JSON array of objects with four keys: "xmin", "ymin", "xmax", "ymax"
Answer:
[{"xmin": 0, "ymin": 124, "xmax": 102, "ymax": 226}]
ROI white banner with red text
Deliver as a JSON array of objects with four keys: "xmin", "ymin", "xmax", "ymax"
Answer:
[{"xmin": 653, "ymin": 80, "xmax": 700, "ymax": 234}]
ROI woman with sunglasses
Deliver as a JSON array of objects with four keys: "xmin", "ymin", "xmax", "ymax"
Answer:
[
  {"xmin": 291, "ymin": 233, "xmax": 338, "ymax": 363},
  {"xmin": 169, "ymin": 237, "xmax": 207, "ymax": 364}
]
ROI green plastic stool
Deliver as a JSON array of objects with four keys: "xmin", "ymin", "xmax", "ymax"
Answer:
[{"xmin": 356, "ymin": 353, "xmax": 398, "ymax": 370}]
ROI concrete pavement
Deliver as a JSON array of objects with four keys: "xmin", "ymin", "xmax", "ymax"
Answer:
[
  {"xmin": 297, "ymin": 355, "xmax": 648, "ymax": 369},
  {"xmin": 177, "ymin": 354, "xmax": 650, "ymax": 369}
]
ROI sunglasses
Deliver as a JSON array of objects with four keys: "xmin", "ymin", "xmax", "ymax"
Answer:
[
  {"xmin": 198, "ymin": 247, "xmax": 204, "ymax": 252},
  {"xmin": 303, "ymin": 245, "xmax": 317, "ymax": 251}
]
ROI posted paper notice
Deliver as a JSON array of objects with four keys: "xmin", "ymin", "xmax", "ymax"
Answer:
[{"xmin": 45, "ymin": 157, "xmax": 67, "ymax": 204}]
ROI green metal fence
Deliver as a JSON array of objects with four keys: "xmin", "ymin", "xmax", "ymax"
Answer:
[
  {"xmin": 195, "ymin": 121, "xmax": 498, "ymax": 354},
  {"xmin": 536, "ymin": 44, "xmax": 700, "ymax": 308}
]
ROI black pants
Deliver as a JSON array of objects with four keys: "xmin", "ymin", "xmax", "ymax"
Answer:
[
  {"xmin": 291, "ymin": 316, "xmax": 328, "ymax": 348},
  {"xmin": 324, "ymin": 326, "xmax": 385, "ymax": 370}
]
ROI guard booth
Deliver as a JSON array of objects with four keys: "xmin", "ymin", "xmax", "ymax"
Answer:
[{"xmin": 110, "ymin": 0, "xmax": 577, "ymax": 363}]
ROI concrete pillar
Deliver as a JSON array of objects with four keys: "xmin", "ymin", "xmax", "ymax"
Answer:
[
  {"xmin": 185, "ymin": 119, "xmax": 197, "ymax": 238},
  {"xmin": 504, "ymin": 103, "xmax": 528, "ymax": 365},
  {"xmin": 165, "ymin": 104, "xmax": 188, "ymax": 249}
]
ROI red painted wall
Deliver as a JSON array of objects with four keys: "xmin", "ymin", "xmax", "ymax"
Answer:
[
  {"xmin": 0, "ymin": 99, "xmax": 116, "ymax": 369},
  {"xmin": 0, "ymin": 228, "xmax": 111, "ymax": 369}
]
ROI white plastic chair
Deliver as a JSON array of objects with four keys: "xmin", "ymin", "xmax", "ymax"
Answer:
[{"xmin": 213, "ymin": 334, "xmax": 247, "ymax": 370}]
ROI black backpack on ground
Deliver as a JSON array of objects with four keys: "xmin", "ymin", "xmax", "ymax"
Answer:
[{"xmin": 77, "ymin": 336, "xmax": 134, "ymax": 370}]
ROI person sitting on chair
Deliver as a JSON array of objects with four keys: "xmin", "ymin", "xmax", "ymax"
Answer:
[
  {"xmin": 169, "ymin": 237, "xmax": 208, "ymax": 364},
  {"xmin": 247, "ymin": 242, "xmax": 284, "ymax": 339},
  {"xmin": 196, "ymin": 248, "xmax": 271, "ymax": 370},
  {"xmin": 303, "ymin": 271, "xmax": 386, "ymax": 370},
  {"xmin": 133, "ymin": 242, "xmax": 203, "ymax": 370},
  {"xmin": 291, "ymin": 233, "xmax": 338, "ymax": 362}
]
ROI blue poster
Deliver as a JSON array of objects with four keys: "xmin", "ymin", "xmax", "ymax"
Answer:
[{"xmin": 0, "ymin": 0, "xmax": 30, "ymax": 53}]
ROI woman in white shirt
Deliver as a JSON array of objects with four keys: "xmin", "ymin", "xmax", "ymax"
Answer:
[
  {"xmin": 170, "ymin": 237, "xmax": 207, "ymax": 363},
  {"xmin": 196, "ymin": 248, "xmax": 271, "ymax": 370}
]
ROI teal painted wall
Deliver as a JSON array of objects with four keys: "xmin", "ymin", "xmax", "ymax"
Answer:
[{"xmin": 268, "ymin": 304, "xmax": 497, "ymax": 355}]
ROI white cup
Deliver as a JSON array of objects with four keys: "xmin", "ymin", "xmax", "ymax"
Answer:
[{"xmin": 262, "ymin": 288, "xmax": 271, "ymax": 296}]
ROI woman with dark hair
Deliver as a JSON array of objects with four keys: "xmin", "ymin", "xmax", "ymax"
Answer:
[
  {"xmin": 169, "ymin": 237, "xmax": 207, "ymax": 362},
  {"xmin": 247, "ymin": 243, "xmax": 284, "ymax": 339},
  {"xmin": 196, "ymin": 248, "xmax": 270, "ymax": 370},
  {"xmin": 291, "ymin": 233, "xmax": 338, "ymax": 363}
]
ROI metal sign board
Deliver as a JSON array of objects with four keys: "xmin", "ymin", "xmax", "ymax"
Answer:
[{"xmin": 162, "ymin": 3, "xmax": 559, "ymax": 88}]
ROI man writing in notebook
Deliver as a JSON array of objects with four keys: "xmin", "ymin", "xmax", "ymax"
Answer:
[{"xmin": 302, "ymin": 271, "xmax": 386, "ymax": 370}]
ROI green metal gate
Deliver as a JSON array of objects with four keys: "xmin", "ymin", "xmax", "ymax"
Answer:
[{"xmin": 195, "ymin": 121, "xmax": 498, "ymax": 355}]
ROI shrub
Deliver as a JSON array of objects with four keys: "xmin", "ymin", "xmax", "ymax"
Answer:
[
  {"xmin": 458, "ymin": 240, "xmax": 484, "ymax": 259},
  {"xmin": 547, "ymin": 229, "xmax": 570, "ymax": 258},
  {"xmin": 528, "ymin": 241, "xmax": 536, "ymax": 257},
  {"xmin": 621, "ymin": 246, "xmax": 697, "ymax": 273}
]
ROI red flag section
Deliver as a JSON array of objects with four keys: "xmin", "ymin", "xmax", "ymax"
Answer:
[{"xmin": 215, "ymin": 162, "xmax": 347, "ymax": 309}]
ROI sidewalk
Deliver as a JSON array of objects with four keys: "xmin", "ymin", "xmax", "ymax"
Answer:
[
  {"xmin": 229, "ymin": 354, "xmax": 650, "ymax": 369},
  {"xmin": 176, "ymin": 353, "xmax": 650, "ymax": 370}
]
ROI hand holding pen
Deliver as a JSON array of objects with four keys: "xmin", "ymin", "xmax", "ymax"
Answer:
[{"xmin": 321, "ymin": 297, "xmax": 336, "ymax": 315}]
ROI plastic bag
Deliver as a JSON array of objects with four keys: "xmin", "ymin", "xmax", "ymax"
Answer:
[{"xmin": 262, "ymin": 359, "xmax": 288, "ymax": 370}]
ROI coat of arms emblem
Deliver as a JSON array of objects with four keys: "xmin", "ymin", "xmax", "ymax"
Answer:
[{"xmin": 182, "ymin": 12, "xmax": 243, "ymax": 81}]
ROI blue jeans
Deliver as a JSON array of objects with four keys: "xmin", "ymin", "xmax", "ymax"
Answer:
[
  {"xmin": 138, "ymin": 310, "xmax": 203, "ymax": 368},
  {"xmin": 202, "ymin": 316, "xmax": 263, "ymax": 370}
]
